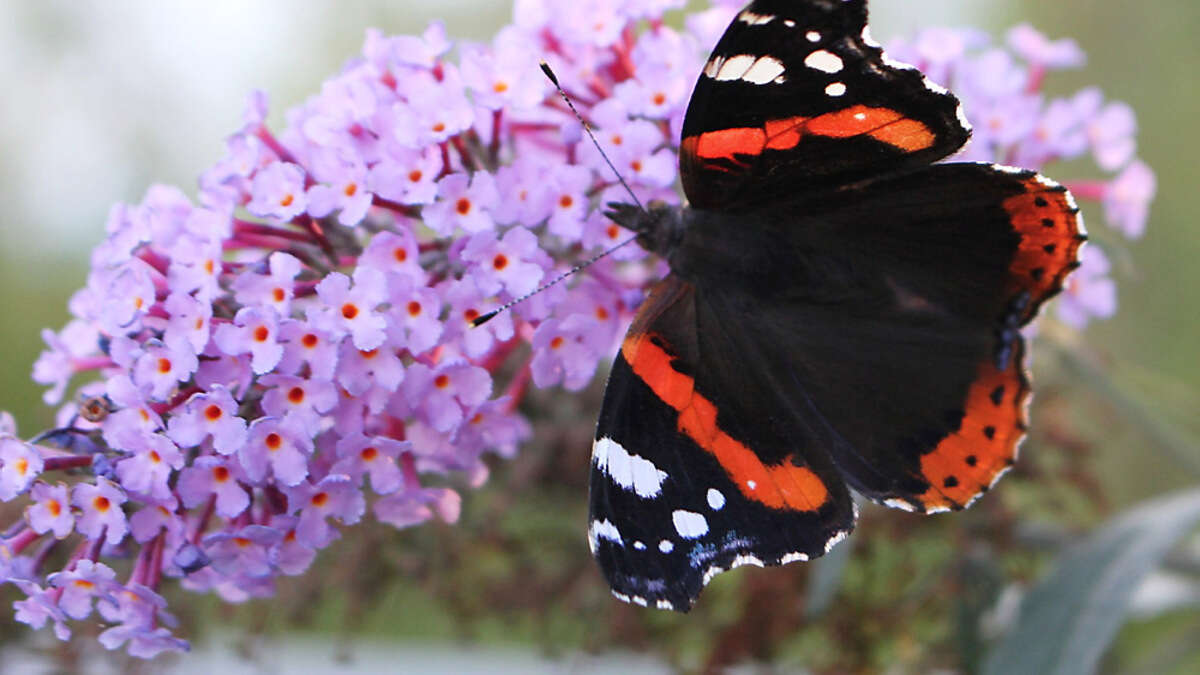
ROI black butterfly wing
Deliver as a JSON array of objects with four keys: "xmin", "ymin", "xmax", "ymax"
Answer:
[
  {"xmin": 590, "ymin": 275, "xmax": 856, "ymax": 611},
  {"xmin": 689, "ymin": 162, "xmax": 1084, "ymax": 513},
  {"xmin": 590, "ymin": 163, "xmax": 1084, "ymax": 609},
  {"xmin": 680, "ymin": 0, "xmax": 969, "ymax": 209}
]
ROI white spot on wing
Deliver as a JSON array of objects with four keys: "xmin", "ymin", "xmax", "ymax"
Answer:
[
  {"xmin": 956, "ymin": 103, "xmax": 972, "ymax": 132},
  {"xmin": 731, "ymin": 554, "xmax": 764, "ymax": 568},
  {"xmin": 715, "ymin": 54, "xmax": 757, "ymax": 81},
  {"xmin": 861, "ymin": 26, "xmax": 881, "ymax": 48},
  {"xmin": 884, "ymin": 497, "xmax": 918, "ymax": 512},
  {"xmin": 742, "ymin": 56, "xmax": 786, "ymax": 85},
  {"xmin": 589, "ymin": 518, "xmax": 623, "ymax": 545},
  {"xmin": 747, "ymin": 480, "xmax": 757, "ymax": 490},
  {"xmin": 805, "ymin": 50, "xmax": 844, "ymax": 73},
  {"xmin": 806, "ymin": 30, "xmax": 821, "ymax": 42},
  {"xmin": 922, "ymin": 75, "xmax": 949, "ymax": 96},
  {"xmin": 784, "ymin": 19, "xmax": 796, "ymax": 28},
  {"xmin": 672, "ymin": 510, "xmax": 709, "ymax": 539},
  {"xmin": 737, "ymin": 10, "xmax": 774, "ymax": 25},
  {"xmin": 991, "ymin": 163, "xmax": 1027, "ymax": 175},
  {"xmin": 824, "ymin": 529, "xmax": 849, "ymax": 553},
  {"xmin": 633, "ymin": 540, "xmax": 646, "ymax": 550},
  {"xmin": 703, "ymin": 56, "xmax": 724, "ymax": 79},
  {"xmin": 780, "ymin": 551, "xmax": 809, "ymax": 564},
  {"xmin": 706, "ymin": 488, "xmax": 726, "ymax": 511},
  {"xmin": 1034, "ymin": 174, "xmax": 1063, "ymax": 189},
  {"xmin": 825, "ymin": 82, "xmax": 847, "ymax": 97},
  {"xmin": 593, "ymin": 436, "xmax": 668, "ymax": 498},
  {"xmin": 659, "ymin": 539, "xmax": 674, "ymax": 553},
  {"xmin": 702, "ymin": 565, "xmax": 725, "ymax": 585}
]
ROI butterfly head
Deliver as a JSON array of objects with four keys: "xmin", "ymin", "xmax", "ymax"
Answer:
[{"xmin": 604, "ymin": 200, "xmax": 685, "ymax": 258}]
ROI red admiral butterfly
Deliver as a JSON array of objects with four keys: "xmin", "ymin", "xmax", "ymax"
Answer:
[{"xmin": 589, "ymin": 0, "xmax": 1086, "ymax": 611}]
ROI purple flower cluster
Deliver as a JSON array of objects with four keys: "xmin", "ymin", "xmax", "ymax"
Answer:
[
  {"xmin": 1, "ymin": 0, "xmax": 1153, "ymax": 658},
  {"xmin": 888, "ymin": 23, "xmax": 1155, "ymax": 328}
]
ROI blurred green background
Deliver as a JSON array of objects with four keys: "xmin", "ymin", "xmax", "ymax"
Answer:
[{"xmin": 0, "ymin": 1, "xmax": 1197, "ymax": 671}]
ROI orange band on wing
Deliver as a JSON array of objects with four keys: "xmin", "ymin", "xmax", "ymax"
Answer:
[
  {"xmin": 865, "ymin": 118, "xmax": 937, "ymax": 152},
  {"xmin": 622, "ymin": 332, "xmax": 829, "ymax": 512},
  {"xmin": 689, "ymin": 127, "xmax": 766, "ymax": 162},
  {"xmin": 916, "ymin": 354, "xmax": 1028, "ymax": 511},
  {"xmin": 1001, "ymin": 178, "xmax": 1086, "ymax": 320},
  {"xmin": 764, "ymin": 117, "xmax": 809, "ymax": 150},
  {"xmin": 682, "ymin": 106, "xmax": 935, "ymax": 166},
  {"xmin": 805, "ymin": 105, "xmax": 901, "ymax": 138}
]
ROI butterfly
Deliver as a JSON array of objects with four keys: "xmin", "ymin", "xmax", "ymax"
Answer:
[{"xmin": 587, "ymin": 0, "xmax": 1086, "ymax": 611}]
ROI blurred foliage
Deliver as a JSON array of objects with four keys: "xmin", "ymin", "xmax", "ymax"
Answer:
[{"xmin": 2, "ymin": 0, "xmax": 1199, "ymax": 672}]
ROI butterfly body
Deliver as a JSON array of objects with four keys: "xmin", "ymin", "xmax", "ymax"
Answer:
[{"xmin": 588, "ymin": 0, "xmax": 1085, "ymax": 611}]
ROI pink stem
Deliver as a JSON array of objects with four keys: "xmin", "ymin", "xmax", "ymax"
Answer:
[
  {"xmin": 191, "ymin": 495, "xmax": 217, "ymax": 546},
  {"xmin": 503, "ymin": 361, "xmax": 533, "ymax": 414},
  {"xmin": 43, "ymin": 455, "xmax": 95, "ymax": 472},
  {"xmin": 255, "ymin": 126, "xmax": 297, "ymax": 164},
  {"xmin": 233, "ymin": 220, "xmax": 314, "ymax": 243},
  {"xmin": 5, "ymin": 527, "xmax": 39, "ymax": 556}
]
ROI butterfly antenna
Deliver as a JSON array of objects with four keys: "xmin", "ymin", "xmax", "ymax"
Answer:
[
  {"xmin": 471, "ymin": 62, "xmax": 645, "ymax": 328},
  {"xmin": 470, "ymin": 236, "xmax": 638, "ymax": 327},
  {"xmin": 540, "ymin": 61, "xmax": 646, "ymax": 213}
]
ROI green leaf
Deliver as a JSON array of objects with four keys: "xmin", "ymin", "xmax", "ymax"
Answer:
[{"xmin": 983, "ymin": 488, "xmax": 1200, "ymax": 675}]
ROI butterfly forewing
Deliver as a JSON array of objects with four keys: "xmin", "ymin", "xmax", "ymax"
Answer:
[{"xmin": 680, "ymin": 0, "xmax": 969, "ymax": 208}]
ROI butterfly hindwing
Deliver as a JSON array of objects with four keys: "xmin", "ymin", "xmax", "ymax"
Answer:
[
  {"xmin": 680, "ymin": 0, "xmax": 969, "ymax": 208},
  {"xmin": 670, "ymin": 163, "xmax": 1084, "ymax": 514},
  {"xmin": 590, "ymin": 276, "xmax": 856, "ymax": 610}
]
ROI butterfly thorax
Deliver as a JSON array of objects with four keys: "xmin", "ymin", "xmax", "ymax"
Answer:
[{"xmin": 608, "ymin": 199, "xmax": 866, "ymax": 302}]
